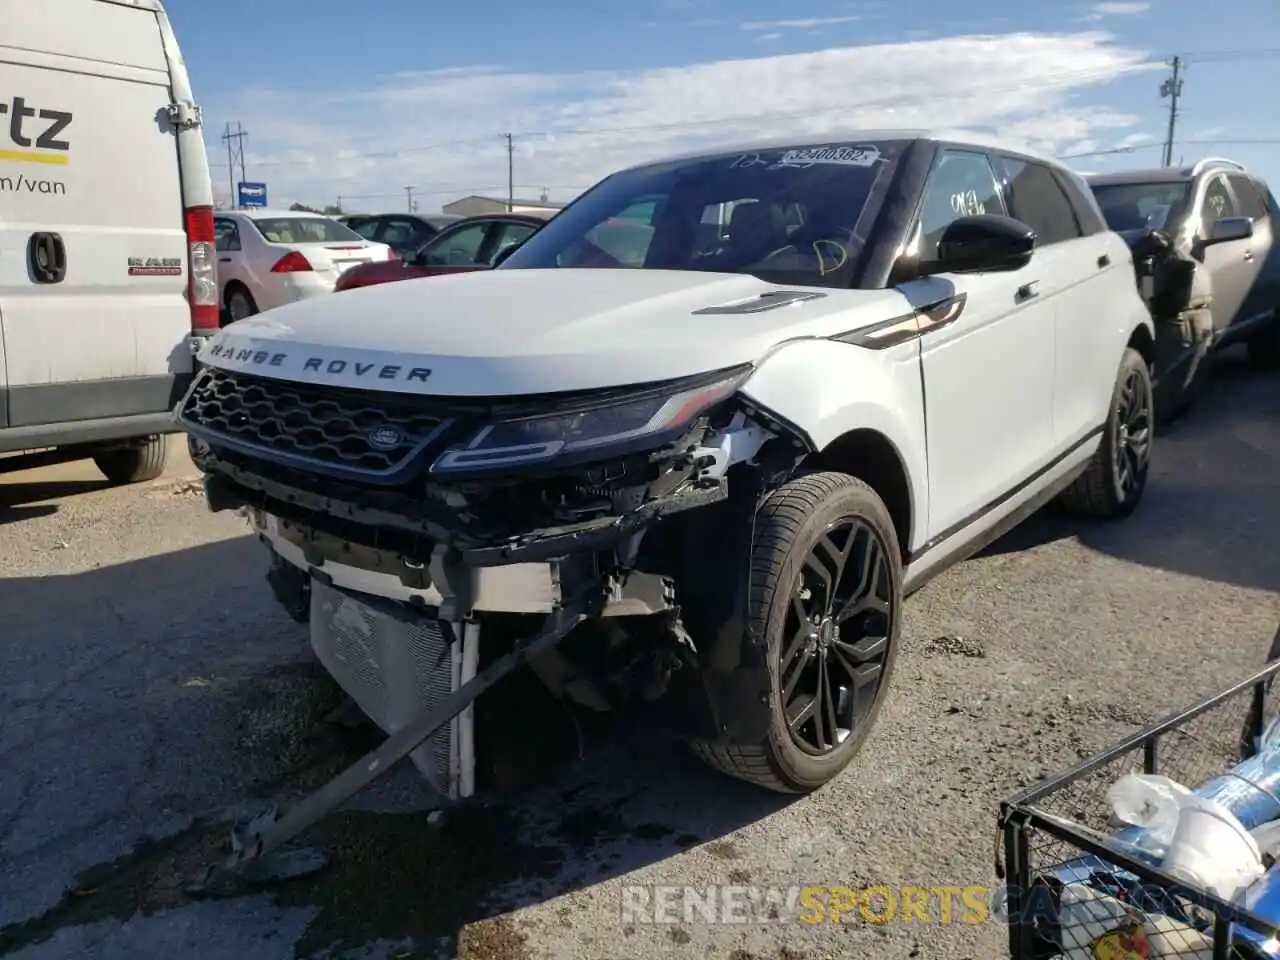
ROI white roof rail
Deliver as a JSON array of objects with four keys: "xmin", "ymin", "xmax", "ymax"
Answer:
[{"xmin": 1190, "ymin": 157, "xmax": 1247, "ymax": 177}]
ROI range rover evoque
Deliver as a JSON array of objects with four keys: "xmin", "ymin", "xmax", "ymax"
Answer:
[{"xmin": 178, "ymin": 129, "xmax": 1156, "ymax": 800}]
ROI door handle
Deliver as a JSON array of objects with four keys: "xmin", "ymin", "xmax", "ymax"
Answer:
[
  {"xmin": 28, "ymin": 232, "xmax": 66, "ymax": 284},
  {"xmin": 219, "ymin": 256, "xmax": 232, "ymax": 262},
  {"xmin": 1016, "ymin": 280, "xmax": 1040, "ymax": 301},
  {"xmin": 1244, "ymin": 250, "xmax": 1255, "ymax": 262},
  {"xmin": 1097, "ymin": 254, "xmax": 1111, "ymax": 268}
]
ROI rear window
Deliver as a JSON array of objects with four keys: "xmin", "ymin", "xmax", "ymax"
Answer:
[
  {"xmin": 1090, "ymin": 181, "xmax": 1191, "ymax": 232},
  {"xmin": 251, "ymin": 217, "xmax": 364, "ymax": 244}
]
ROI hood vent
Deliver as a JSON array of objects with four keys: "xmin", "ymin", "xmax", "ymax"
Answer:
[{"xmin": 693, "ymin": 290, "xmax": 827, "ymax": 315}]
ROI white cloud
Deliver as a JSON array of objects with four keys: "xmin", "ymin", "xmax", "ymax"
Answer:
[
  {"xmin": 741, "ymin": 16, "xmax": 863, "ymax": 30},
  {"xmin": 204, "ymin": 31, "xmax": 1158, "ymax": 211},
  {"xmin": 1081, "ymin": 2, "xmax": 1151, "ymax": 21},
  {"xmin": 754, "ymin": 32, "xmax": 783, "ymax": 42}
]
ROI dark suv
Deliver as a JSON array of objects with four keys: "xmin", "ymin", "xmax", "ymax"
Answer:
[{"xmin": 1087, "ymin": 160, "xmax": 1280, "ymax": 379}]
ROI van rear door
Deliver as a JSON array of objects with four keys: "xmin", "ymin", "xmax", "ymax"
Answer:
[{"xmin": 0, "ymin": 0, "xmax": 193, "ymax": 430}]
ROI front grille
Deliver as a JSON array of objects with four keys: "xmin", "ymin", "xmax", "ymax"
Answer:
[{"xmin": 180, "ymin": 366, "xmax": 451, "ymax": 477}]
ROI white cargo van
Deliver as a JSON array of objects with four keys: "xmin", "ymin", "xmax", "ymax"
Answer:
[{"xmin": 0, "ymin": 0, "xmax": 217, "ymax": 483}]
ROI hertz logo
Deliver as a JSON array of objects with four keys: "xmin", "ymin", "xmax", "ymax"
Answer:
[{"xmin": 0, "ymin": 97, "xmax": 72, "ymax": 166}]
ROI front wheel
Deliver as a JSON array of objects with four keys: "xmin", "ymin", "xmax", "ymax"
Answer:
[
  {"xmin": 1057, "ymin": 346, "xmax": 1153, "ymax": 519},
  {"xmin": 93, "ymin": 434, "xmax": 170, "ymax": 484},
  {"xmin": 690, "ymin": 471, "xmax": 902, "ymax": 794}
]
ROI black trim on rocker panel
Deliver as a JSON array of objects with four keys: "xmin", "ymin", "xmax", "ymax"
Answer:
[
  {"xmin": 906, "ymin": 423, "xmax": 1105, "ymax": 567},
  {"xmin": 4, "ymin": 374, "xmax": 192, "ymax": 429}
]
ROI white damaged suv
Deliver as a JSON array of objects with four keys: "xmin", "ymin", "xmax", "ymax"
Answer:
[{"xmin": 178, "ymin": 130, "xmax": 1155, "ymax": 798}]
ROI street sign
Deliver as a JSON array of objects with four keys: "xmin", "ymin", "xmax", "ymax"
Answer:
[{"xmin": 238, "ymin": 181, "xmax": 268, "ymax": 208}]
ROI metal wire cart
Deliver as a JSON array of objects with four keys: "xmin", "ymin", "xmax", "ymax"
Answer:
[{"xmin": 1000, "ymin": 659, "xmax": 1280, "ymax": 960}]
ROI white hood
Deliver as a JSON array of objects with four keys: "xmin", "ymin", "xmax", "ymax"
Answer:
[{"xmin": 200, "ymin": 268, "xmax": 905, "ymax": 396}]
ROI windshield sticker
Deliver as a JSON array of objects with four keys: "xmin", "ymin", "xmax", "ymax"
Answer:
[
  {"xmin": 949, "ymin": 189, "xmax": 987, "ymax": 216},
  {"xmin": 728, "ymin": 145, "xmax": 885, "ymax": 170},
  {"xmin": 770, "ymin": 145, "xmax": 883, "ymax": 169}
]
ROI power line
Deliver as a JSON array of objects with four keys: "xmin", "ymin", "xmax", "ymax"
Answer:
[{"xmin": 1062, "ymin": 138, "xmax": 1280, "ymax": 161}]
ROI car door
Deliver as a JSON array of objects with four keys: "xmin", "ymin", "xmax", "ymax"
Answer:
[
  {"xmin": 903, "ymin": 147, "xmax": 1057, "ymax": 542},
  {"xmin": 997, "ymin": 154, "xmax": 1116, "ymax": 449},
  {"xmin": 214, "ymin": 216, "xmax": 249, "ymax": 299},
  {"xmin": 1225, "ymin": 174, "xmax": 1275, "ymax": 329},
  {"xmin": 1196, "ymin": 173, "xmax": 1256, "ymax": 333}
]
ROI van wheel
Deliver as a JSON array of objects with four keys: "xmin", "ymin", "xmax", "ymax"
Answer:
[
  {"xmin": 690, "ymin": 472, "xmax": 902, "ymax": 794},
  {"xmin": 1057, "ymin": 347, "xmax": 1153, "ymax": 519},
  {"xmin": 226, "ymin": 284, "xmax": 258, "ymax": 323},
  {"xmin": 93, "ymin": 435, "xmax": 170, "ymax": 484}
]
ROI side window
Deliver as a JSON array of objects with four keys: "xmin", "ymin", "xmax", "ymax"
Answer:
[
  {"xmin": 917, "ymin": 150, "xmax": 1007, "ymax": 263},
  {"xmin": 379, "ymin": 218, "xmax": 418, "ymax": 249},
  {"xmin": 1227, "ymin": 175, "xmax": 1267, "ymax": 219},
  {"xmin": 214, "ymin": 219, "xmax": 240, "ymax": 252},
  {"xmin": 423, "ymin": 222, "xmax": 489, "ymax": 266},
  {"xmin": 489, "ymin": 222, "xmax": 537, "ymax": 263},
  {"xmin": 1000, "ymin": 157, "xmax": 1086, "ymax": 245},
  {"xmin": 1000, "ymin": 157, "xmax": 1082, "ymax": 246},
  {"xmin": 350, "ymin": 218, "xmax": 382, "ymax": 241},
  {"xmin": 1200, "ymin": 176, "xmax": 1238, "ymax": 234}
]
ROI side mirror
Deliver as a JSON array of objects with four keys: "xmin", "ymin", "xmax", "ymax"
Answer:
[
  {"xmin": 1203, "ymin": 216, "xmax": 1253, "ymax": 247},
  {"xmin": 920, "ymin": 214, "xmax": 1036, "ymax": 276}
]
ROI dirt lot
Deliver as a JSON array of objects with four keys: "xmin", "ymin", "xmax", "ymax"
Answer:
[{"xmin": 1, "ymin": 352, "xmax": 1278, "ymax": 960}]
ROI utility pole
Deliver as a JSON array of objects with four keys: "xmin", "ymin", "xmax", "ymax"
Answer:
[
  {"xmin": 404, "ymin": 186, "xmax": 416, "ymax": 212},
  {"xmin": 1160, "ymin": 56, "xmax": 1183, "ymax": 168},
  {"xmin": 506, "ymin": 133, "xmax": 514, "ymax": 212},
  {"xmin": 221, "ymin": 122, "xmax": 248, "ymax": 206}
]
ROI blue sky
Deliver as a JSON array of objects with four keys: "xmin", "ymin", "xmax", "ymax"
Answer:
[{"xmin": 166, "ymin": 0, "xmax": 1280, "ymax": 212}]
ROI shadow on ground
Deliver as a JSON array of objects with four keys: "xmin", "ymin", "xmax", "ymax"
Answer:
[
  {"xmin": 0, "ymin": 535, "xmax": 792, "ymax": 960},
  {"xmin": 980, "ymin": 350, "xmax": 1280, "ymax": 595}
]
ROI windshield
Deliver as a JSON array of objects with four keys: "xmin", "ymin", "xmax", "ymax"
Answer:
[
  {"xmin": 498, "ymin": 140, "xmax": 907, "ymax": 288},
  {"xmin": 251, "ymin": 217, "xmax": 365, "ymax": 244},
  {"xmin": 1090, "ymin": 181, "xmax": 1192, "ymax": 232}
]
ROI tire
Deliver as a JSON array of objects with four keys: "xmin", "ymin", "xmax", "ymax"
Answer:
[
  {"xmin": 1057, "ymin": 347, "xmax": 1153, "ymax": 520},
  {"xmin": 93, "ymin": 434, "xmax": 170, "ymax": 485},
  {"xmin": 225, "ymin": 284, "xmax": 258, "ymax": 323},
  {"xmin": 1247, "ymin": 313, "xmax": 1280, "ymax": 370},
  {"xmin": 690, "ymin": 471, "xmax": 902, "ymax": 794}
]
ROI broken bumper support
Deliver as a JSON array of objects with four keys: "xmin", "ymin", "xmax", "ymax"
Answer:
[{"xmin": 189, "ymin": 586, "xmax": 599, "ymax": 892}]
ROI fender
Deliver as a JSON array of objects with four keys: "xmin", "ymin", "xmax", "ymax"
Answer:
[{"xmin": 738, "ymin": 336, "xmax": 929, "ymax": 556}]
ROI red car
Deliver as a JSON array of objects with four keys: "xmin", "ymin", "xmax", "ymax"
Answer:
[{"xmin": 334, "ymin": 212, "xmax": 551, "ymax": 292}]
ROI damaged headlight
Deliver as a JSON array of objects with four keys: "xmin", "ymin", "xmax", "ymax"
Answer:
[{"xmin": 430, "ymin": 365, "xmax": 751, "ymax": 475}]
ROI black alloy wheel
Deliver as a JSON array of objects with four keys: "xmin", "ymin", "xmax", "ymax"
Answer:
[
  {"xmin": 781, "ymin": 517, "xmax": 892, "ymax": 756},
  {"xmin": 1114, "ymin": 363, "xmax": 1153, "ymax": 500}
]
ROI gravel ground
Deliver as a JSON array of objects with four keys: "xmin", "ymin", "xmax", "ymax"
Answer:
[{"xmin": 0, "ymin": 351, "xmax": 1277, "ymax": 960}]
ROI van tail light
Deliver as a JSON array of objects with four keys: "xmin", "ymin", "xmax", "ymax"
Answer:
[
  {"xmin": 184, "ymin": 205, "xmax": 219, "ymax": 331},
  {"xmin": 271, "ymin": 250, "xmax": 313, "ymax": 273}
]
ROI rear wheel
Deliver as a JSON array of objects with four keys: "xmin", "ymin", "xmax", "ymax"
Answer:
[
  {"xmin": 691, "ymin": 471, "xmax": 901, "ymax": 794},
  {"xmin": 226, "ymin": 284, "xmax": 258, "ymax": 323},
  {"xmin": 1057, "ymin": 347, "xmax": 1153, "ymax": 519},
  {"xmin": 93, "ymin": 434, "xmax": 170, "ymax": 485}
]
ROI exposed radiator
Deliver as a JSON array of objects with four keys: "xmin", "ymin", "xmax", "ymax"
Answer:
[{"xmin": 308, "ymin": 579, "xmax": 475, "ymax": 801}]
